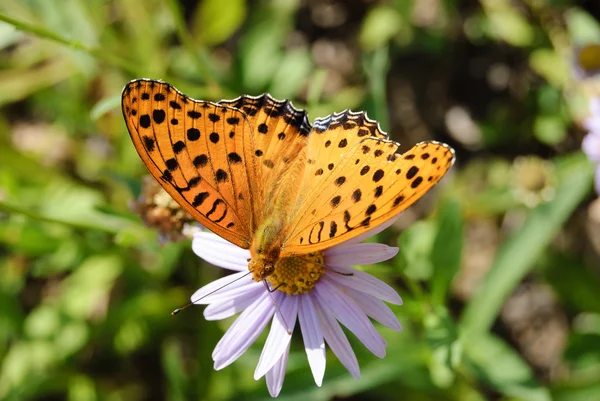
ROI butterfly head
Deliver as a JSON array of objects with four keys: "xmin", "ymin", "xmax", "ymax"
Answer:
[
  {"xmin": 248, "ymin": 219, "xmax": 285, "ymax": 282},
  {"xmin": 249, "ymin": 258, "xmax": 276, "ymax": 281},
  {"xmin": 248, "ymin": 246, "xmax": 280, "ymax": 282}
]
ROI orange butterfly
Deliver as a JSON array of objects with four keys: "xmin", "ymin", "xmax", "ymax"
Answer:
[{"xmin": 122, "ymin": 79, "xmax": 455, "ymax": 282}]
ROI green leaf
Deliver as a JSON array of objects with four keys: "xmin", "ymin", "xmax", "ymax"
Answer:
[
  {"xmin": 90, "ymin": 93, "xmax": 120, "ymax": 120},
  {"xmin": 486, "ymin": 8, "xmax": 534, "ymax": 47},
  {"xmin": 566, "ymin": 8, "xmax": 600, "ymax": 46},
  {"xmin": 461, "ymin": 152, "xmax": 593, "ymax": 336},
  {"xmin": 68, "ymin": 375, "xmax": 97, "ymax": 401},
  {"xmin": 431, "ymin": 197, "xmax": 464, "ymax": 306},
  {"xmin": 238, "ymin": 16, "xmax": 288, "ymax": 92},
  {"xmin": 59, "ymin": 254, "xmax": 123, "ymax": 319},
  {"xmin": 534, "ymin": 115, "xmax": 567, "ymax": 145},
  {"xmin": 194, "ymin": 0, "xmax": 247, "ymax": 46},
  {"xmin": 362, "ymin": 47, "xmax": 390, "ymax": 131},
  {"xmin": 540, "ymin": 252, "xmax": 600, "ymax": 314},
  {"xmin": 268, "ymin": 48, "xmax": 313, "ymax": 99},
  {"xmin": 424, "ymin": 306, "xmax": 462, "ymax": 388},
  {"xmin": 530, "ymin": 49, "xmax": 569, "ymax": 88},
  {"xmin": 359, "ymin": 6, "xmax": 403, "ymax": 51},
  {"xmin": 23, "ymin": 305, "xmax": 61, "ymax": 339},
  {"xmin": 162, "ymin": 339, "xmax": 189, "ymax": 401},
  {"xmin": 465, "ymin": 334, "xmax": 551, "ymax": 401},
  {"xmin": 397, "ymin": 220, "xmax": 436, "ymax": 280},
  {"xmin": 552, "ymin": 382, "xmax": 600, "ymax": 401},
  {"xmin": 55, "ymin": 321, "xmax": 89, "ymax": 358}
]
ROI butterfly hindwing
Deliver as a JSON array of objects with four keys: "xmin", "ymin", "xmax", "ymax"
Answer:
[
  {"xmin": 122, "ymin": 79, "xmax": 256, "ymax": 248},
  {"xmin": 281, "ymin": 111, "xmax": 455, "ymax": 254}
]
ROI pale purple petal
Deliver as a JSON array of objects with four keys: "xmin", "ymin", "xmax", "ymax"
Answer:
[
  {"xmin": 595, "ymin": 164, "xmax": 600, "ymax": 194},
  {"xmin": 590, "ymin": 97, "xmax": 600, "ymax": 116},
  {"xmin": 213, "ymin": 291, "xmax": 276, "ymax": 370},
  {"xmin": 317, "ymin": 306, "xmax": 360, "ymax": 379},
  {"xmin": 324, "ymin": 266, "xmax": 403, "ymax": 305},
  {"xmin": 348, "ymin": 291, "xmax": 402, "ymax": 331},
  {"xmin": 266, "ymin": 342, "xmax": 290, "ymax": 397},
  {"xmin": 584, "ymin": 116, "xmax": 600, "ymax": 133},
  {"xmin": 298, "ymin": 294, "xmax": 326, "ymax": 386},
  {"xmin": 325, "ymin": 243, "xmax": 399, "ymax": 267},
  {"xmin": 190, "ymin": 271, "xmax": 257, "ymax": 305},
  {"xmin": 342, "ymin": 216, "xmax": 400, "ymax": 246},
  {"xmin": 582, "ymin": 132, "xmax": 600, "ymax": 163},
  {"xmin": 203, "ymin": 286, "xmax": 264, "ymax": 320},
  {"xmin": 314, "ymin": 279, "xmax": 386, "ymax": 358},
  {"xmin": 192, "ymin": 232, "xmax": 250, "ymax": 271},
  {"xmin": 254, "ymin": 295, "xmax": 298, "ymax": 379}
]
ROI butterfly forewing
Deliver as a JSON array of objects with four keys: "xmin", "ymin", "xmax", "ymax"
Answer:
[
  {"xmin": 281, "ymin": 111, "xmax": 455, "ymax": 254},
  {"xmin": 122, "ymin": 80, "xmax": 257, "ymax": 248},
  {"xmin": 218, "ymin": 94, "xmax": 312, "ymax": 214}
]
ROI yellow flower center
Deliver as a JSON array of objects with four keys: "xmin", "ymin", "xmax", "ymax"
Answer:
[{"xmin": 267, "ymin": 252, "xmax": 326, "ymax": 295}]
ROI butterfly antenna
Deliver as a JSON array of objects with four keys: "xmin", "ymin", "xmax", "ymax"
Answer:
[
  {"xmin": 171, "ymin": 271, "xmax": 253, "ymax": 315},
  {"xmin": 262, "ymin": 280, "xmax": 293, "ymax": 335}
]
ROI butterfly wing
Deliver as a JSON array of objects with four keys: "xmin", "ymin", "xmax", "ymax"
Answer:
[
  {"xmin": 281, "ymin": 111, "xmax": 455, "ymax": 254},
  {"xmin": 218, "ymin": 94, "xmax": 312, "ymax": 218},
  {"xmin": 122, "ymin": 79, "xmax": 257, "ymax": 248}
]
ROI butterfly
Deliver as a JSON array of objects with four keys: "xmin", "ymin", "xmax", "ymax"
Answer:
[{"xmin": 122, "ymin": 79, "xmax": 455, "ymax": 282}]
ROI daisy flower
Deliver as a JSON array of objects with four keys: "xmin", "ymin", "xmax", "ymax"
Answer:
[
  {"xmin": 189, "ymin": 221, "xmax": 403, "ymax": 397},
  {"xmin": 582, "ymin": 97, "xmax": 600, "ymax": 194}
]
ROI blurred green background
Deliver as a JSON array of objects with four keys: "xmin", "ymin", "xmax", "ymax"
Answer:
[{"xmin": 1, "ymin": 0, "xmax": 600, "ymax": 400}]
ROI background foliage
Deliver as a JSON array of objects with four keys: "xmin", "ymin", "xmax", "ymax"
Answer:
[{"xmin": 1, "ymin": 0, "xmax": 600, "ymax": 400}]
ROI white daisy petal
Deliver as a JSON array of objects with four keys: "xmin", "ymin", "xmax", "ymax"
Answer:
[
  {"xmin": 298, "ymin": 294, "xmax": 326, "ymax": 386},
  {"xmin": 316, "ymin": 305, "xmax": 360, "ymax": 379},
  {"xmin": 314, "ymin": 279, "xmax": 387, "ymax": 358},
  {"xmin": 325, "ymin": 243, "xmax": 399, "ymax": 267},
  {"xmin": 192, "ymin": 232, "xmax": 250, "ymax": 271},
  {"xmin": 254, "ymin": 295, "xmax": 298, "ymax": 380},
  {"xmin": 348, "ymin": 291, "xmax": 402, "ymax": 332},
  {"xmin": 190, "ymin": 271, "xmax": 257, "ymax": 305},
  {"xmin": 213, "ymin": 291, "xmax": 275, "ymax": 370},
  {"xmin": 324, "ymin": 266, "xmax": 403, "ymax": 305},
  {"xmin": 266, "ymin": 342, "xmax": 291, "ymax": 398},
  {"xmin": 203, "ymin": 286, "xmax": 264, "ymax": 320}
]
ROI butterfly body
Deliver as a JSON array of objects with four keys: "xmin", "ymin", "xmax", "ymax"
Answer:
[
  {"xmin": 249, "ymin": 215, "xmax": 285, "ymax": 281},
  {"xmin": 122, "ymin": 79, "xmax": 455, "ymax": 287}
]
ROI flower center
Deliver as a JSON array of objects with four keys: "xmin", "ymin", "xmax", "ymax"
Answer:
[{"xmin": 267, "ymin": 252, "xmax": 326, "ymax": 295}]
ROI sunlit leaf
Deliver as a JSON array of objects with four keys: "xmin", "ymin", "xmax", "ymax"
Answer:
[
  {"xmin": 194, "ymin": 0, "xmax": 246, "ymax": 46},
  {"xmin": 464, "ymin": 334, "xmax": 551, "ymax": 401},
  {"xmin": 431, "ymin": 198, "xmax": 463, "ymax": 306}
]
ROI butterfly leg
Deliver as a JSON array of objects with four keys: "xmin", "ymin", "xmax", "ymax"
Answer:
[{"xmin": 262, "ymin": 279, "xmax": 287, "ymax": 293}]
